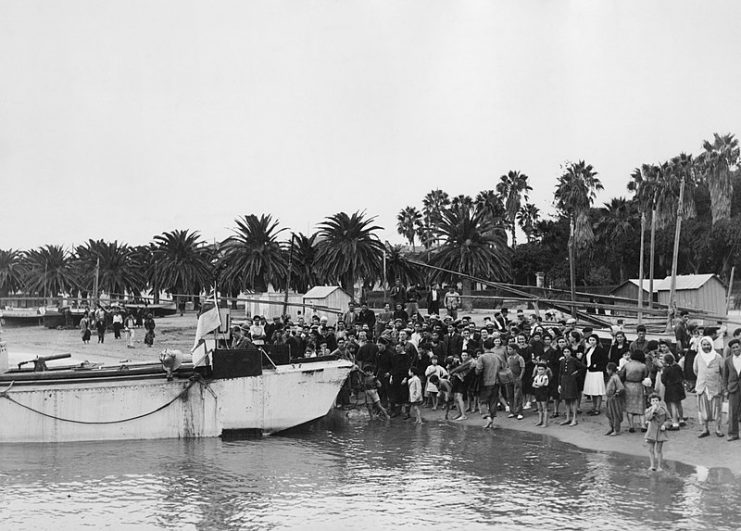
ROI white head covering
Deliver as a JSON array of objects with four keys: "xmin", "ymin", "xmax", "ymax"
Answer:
[{"xmin": 699, "ymin": 336, "xmax": 716, "ymax": 366}]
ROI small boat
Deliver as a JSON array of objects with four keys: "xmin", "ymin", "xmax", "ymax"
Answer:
[{"xmin": 0, "ymin": 322, "xmax": 353, "ymax": 443}]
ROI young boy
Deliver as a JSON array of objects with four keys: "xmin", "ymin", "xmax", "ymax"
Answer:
[
  {"xmin": 362, "ymin": 366, "xmax": 390, "ymax": 420},
  {"xmin": 428, "ymin": 374, "xmax": 454, "ymax": 419}
]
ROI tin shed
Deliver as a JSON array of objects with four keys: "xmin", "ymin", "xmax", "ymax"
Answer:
[
  {"xmin": 302, "ymin": 286, "xmax": 352, "ymax": 326},
  {"xmin": 611, "ymin": 274, "xmax": 727, "ymax": 321}
]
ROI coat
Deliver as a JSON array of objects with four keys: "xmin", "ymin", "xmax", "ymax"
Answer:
[{"xmin": 722, "ymin": 355, "xmax": 741, "ymax": 395}]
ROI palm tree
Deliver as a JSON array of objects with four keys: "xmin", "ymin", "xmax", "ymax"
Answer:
[
  {"xmin": 314, "ymin": 211, "xmax": 384, "ymax": 296},
  {"xmin": 554, "ymin": 161, "xmax": 603, "ymax": 313},
  {"xmin": 421, "ymin": 189, "xmax": 451, "ymax": 249},
  {"xmin": 0, "ymin": 249, "xmax": 25, "ymax": 298},
  {"xmin": 422, "ymin": 189, "xmax": 451, "ymax": 225},
  {"xmin": 517, "ymin": 203, "xmax": 541, "ymax": 243},
  {"xmin": 699, "ymin": 133, "xmax": 739, "ymax": 225},
  {"xmin": 129, "ymin": 244, "xmax": 156, "ymax": 302},
  {"xmin": 221, "ymin": 214, "xmax": 288, "ymax": 293},
  {"xmin": 22, "ymin": 245, "xmax": 77, "ymax": 302},
  {"xmin": 450, "ymin": 194, "xmax": 474, "ymax": 212},
  {"xmin": 431, "ymin": 203, "xmax": 511, "ymax": 289},
  {"xmin": 73, "ymin": 240, "xmax": 144, "ymax": 300},
  {"xmin": 594, "ymin": 198, "xmax": 636, "ymax": 281},
  {"xmin": 396, "ymin": 206, "xmax": 422, "ymax": 250},
  {"xmin": 151, "ymin": 230, "xmax": 213, "ymax": 313},
  {"xmin": 496, "ymin": 170, "xmax": 532, "ymax": 247},
  {"xmin": 290, "ymin": 232, "xmax": 320, "ymax": 293},
  {"xmin": 475, "ymin": 190, "xmax": 506, "ymax": 222},
  {"xmin": 384, "ymin": 243, "xmax": 422, "ymax": 287}
]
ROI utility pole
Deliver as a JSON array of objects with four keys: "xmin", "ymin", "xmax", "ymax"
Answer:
[{"xmin": 648, "ymin": 192, "xmax": 658, "ymax": 309}]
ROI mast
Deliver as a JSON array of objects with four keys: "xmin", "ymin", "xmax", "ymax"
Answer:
[
  {"xmin": 637, "ymin": 212, "xmax": 646, "ymax": 324},
  {"xmin": 93, "ymin": 257, "xmax": 100, "ymax": 308},
  {"xmin": 666, "ymin": 172, "xmax": 686, "ymax": 332},
  {"xmin": 283, "ymin": 234, "xmax": 294, "ymax": 318}
]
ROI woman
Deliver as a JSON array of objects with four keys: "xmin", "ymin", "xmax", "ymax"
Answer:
[
  {"xmin": 693, "ymin": 336, "xmax": 724, "ymax": 438},
  {"xmin": 543, "ymin": 334, "xmax": 563, "ymax": 418},
  {"xmin": 250, "ymin": 316, "xmax": 267, "ymax": 346},
  {"xmin": 583, "ymin": 334, "xmax": 608, "ymax": 415},
  {"xmin": 516, "ymin": 334, "xmax": 534, "ymax": 410},
  {"xmin": 569, "ymin": 331, "xmax": 586, "ymax": 410},
  {"xmin": 608, "ymin": 331, "xmax": 630, "ymax": 367},
  {"xmin": 619, "ymin": 350, "xmax": 649, "ymax": 433},
  {"xmin": 558, "ymin": 346, "xmax": 585, "ymax": 426}
]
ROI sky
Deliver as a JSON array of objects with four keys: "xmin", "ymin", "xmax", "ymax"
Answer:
[{"xmin": 1, "ymin": 0, "xmax": 741, "ymax": 251}]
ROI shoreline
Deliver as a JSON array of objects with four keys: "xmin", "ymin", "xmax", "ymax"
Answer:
[
  {"xmin": 3, "ymin": 316, "xmax": 741, "ymax": 476},
  {"xmin": 347, "ymin": 398, "xmax": 741, "ymax": 477}
]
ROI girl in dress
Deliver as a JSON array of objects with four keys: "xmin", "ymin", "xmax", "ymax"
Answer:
[
  {"xmin": 661, "ymin": 352, "xmax": 686, "ymax": 430},
  {"xmin": 604, "ymin": 362, "xmax": 624, "ymax": 436},
  {"xmin": 583, "ymin": 334, "xmax": 607, "ymax": 415},
  {"xmin": 645, "ymin": 393, "xmax": 669, "ymax": 471},
  {"xmin": 532, "ymin": 363, "xmax": 550, "ymax": 427}
]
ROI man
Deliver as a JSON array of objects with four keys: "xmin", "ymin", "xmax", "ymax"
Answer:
[
  {"xmin": 358, "ymin": 302, "xmax": 376, "ymax": 331},
  {"xmin": 343, "ymin": 302, "xmax": 358, "ymax": 329},
  {"xmin": 722, "ymin": 339, "xmax": 741, "ymax": 441},
  {"xmin": 406, "ymin": 284, "xmax": 419, "ymax": 321},
  {"xmin": 375, "ymin": 303, "xmax": 392, "ymax": 339},
  {"xmin": 443, "ymin": 285, "xmax": 461, "ymax": 320},
  {"xmin": 674, "ymin": 311, "xmax": 691, "ymax": 354},
  {"xmin": 390, "ymin": 279, "xmax": 406, "ymax": 308},
  {"xmin": 392, "ymin": 303, "xmax": 409, "ymax": 326},
  {"xmin": 723, "ymin": 328, "xmax": 741, "ymax": 360},
  {"xmin": 426, "ymin": 284, "xmax": 441, "ymax": 316},
  {"xmin": 231, "ymin": 326, "xmax": 253, "ymax": 350},
  {"xmin": 357, "ymin": 333, "xmax": 379, "ymax": 370},
  {"xmin": 629, "ymin": 325, "xmax": 648, "ymax": 355},
  {"xmin": 476, "ymin": 337, "xmax": 502, "ymax": 428}
]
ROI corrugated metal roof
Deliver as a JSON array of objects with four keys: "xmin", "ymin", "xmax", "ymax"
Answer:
[
  {"xmin": 303, "ymin": 286, "xmax": 345, "ymax": 299},
  {"xmin": 622, "ymin": 274, "xmax": 719, "ymax": 293}
]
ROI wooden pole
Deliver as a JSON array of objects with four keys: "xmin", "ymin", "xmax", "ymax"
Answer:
[
  {"xmin": 637, "ymin": 212, "xmax": 646, "ymax": 324},
  {"xmin": 666, "ymin": 173, "xmax": 686, "ymax": 332},
  {"xmin": 728, "ymin": 266, "xmax": 736, "ymax": 313},
  {"xmin": 283, "ymin": 234, "xmax": 294, "ymax": 318}
]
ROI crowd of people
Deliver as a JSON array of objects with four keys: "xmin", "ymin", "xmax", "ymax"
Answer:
[
  {"xmin": 78, "ymin": 305, "xmax": 156, "ymax": 348},
  {"xmin": 230, "ymin": 286, "xmax": 741, "ymax": 472}
]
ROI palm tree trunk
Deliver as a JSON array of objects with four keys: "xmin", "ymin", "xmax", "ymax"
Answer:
[
  {"xmin": 568, "ymin": 217, "xmax": 576, "ymax": 319},
  {"xmin": 637, "ymin": 212, "xmax": 646, "ymax": 325},
  {"xmin": 648, "ymin": 205, "xmax": 657, "ymax": 309}
]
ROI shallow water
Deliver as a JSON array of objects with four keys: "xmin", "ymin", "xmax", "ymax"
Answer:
[{"xmin": 0, "ymin": 417, "xmax": 739, "ymax": 530}]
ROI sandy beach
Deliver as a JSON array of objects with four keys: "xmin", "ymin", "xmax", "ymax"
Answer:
[{"xmin": 3, "ymin": 313, "xmax": 741, "ymax": 477}]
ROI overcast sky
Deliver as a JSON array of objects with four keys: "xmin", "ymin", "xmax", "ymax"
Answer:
[{"xmin": 2, "ymin": 0, "xmax": 740, "ymax": 250}]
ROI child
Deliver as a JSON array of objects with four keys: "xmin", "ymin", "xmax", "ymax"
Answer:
[
  {"xmin": 604, "ymin": 362, "xmax": 624, "ymax": 436},
  {"xmin": 661, "ymin": 353, "xmax": 686, "ymax": 430},
  {"xmin": 645, "ymin": 393, "xmax": 669, "ymax": 471},
  {"xmin": 362, "ymin": 366, "xmax": 390, "ymax": 420},
  {"xmin": 532, "ymin": 363, "xmax": 550, "ymax": 427},
  {"xmin": 429, "ymin": 374, "xmax": 453, "ymax": 420},
  {"xmin": 407, "ymin": 367, "xmax": 423, "ymax": 424},
  {"xmin": 424, "ymin": 356, "xmax": 448, "ymax": 410}
]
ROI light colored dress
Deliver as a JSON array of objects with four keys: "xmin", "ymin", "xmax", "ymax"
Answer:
[{"xmin": 645, "ymin": 403, "xmax": 669, "ymax": 443}]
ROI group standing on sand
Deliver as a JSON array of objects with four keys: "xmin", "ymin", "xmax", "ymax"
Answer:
[{"xmin": 79, "ymin": 305, "xmax": 155, "ymax": 349}]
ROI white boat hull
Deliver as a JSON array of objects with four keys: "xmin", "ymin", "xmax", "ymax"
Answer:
[{"xmin": 0, "ymin": 359, "xmax": 352, "ymax": 443}]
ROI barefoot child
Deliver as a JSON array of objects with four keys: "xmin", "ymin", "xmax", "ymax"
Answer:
[
  {"xmin": 363, "ymin": 366, "xmax": 390, "ymax": 420},
  {"xmin": 424, "ymin": 356, "xmax": 448, "ymax": 410},
  {"xmin": 532, "ymin": 363, "xmax": 550, "ymax": 427},
  {"xmin": 407, "ymin": 367, "xmax": 423, "ymax": 424},
  {"xmin": 645, "ymin": 393, "xmax": 669, "ymax": 471},
  {"xmin": 604, "ymin": 362, "xmax": 624, "ymax": 436},
  {"xmin": 660, "ymin": 353, "xmax": 686, "ymax": 430},
  {"xmin": 429, "ymin": 374, "xmax": 453, "ymax": 419}
]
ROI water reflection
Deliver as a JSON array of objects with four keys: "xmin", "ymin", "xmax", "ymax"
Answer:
[{"xmin": 0, "ymin": 420, "xmax": 739, "ymax": 530}]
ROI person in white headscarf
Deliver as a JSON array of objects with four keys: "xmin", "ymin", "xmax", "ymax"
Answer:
[{"xmin": 693, "ymin": 336, "xmax": 724, "ymax": 438}]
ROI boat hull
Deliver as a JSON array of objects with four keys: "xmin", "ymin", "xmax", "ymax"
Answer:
[{"xmin": 0, "ymin": 359, "xmax": 352, "ymax": 443}]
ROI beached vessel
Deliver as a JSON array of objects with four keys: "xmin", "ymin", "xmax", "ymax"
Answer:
[{"xmin": 0, "ymin": 312, "xmax": 352, "ymax": 443}]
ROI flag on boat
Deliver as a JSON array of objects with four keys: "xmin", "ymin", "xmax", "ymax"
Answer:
[{"xmin": 193, "ymin": 292, "xmax": 221, "ymax": 350}]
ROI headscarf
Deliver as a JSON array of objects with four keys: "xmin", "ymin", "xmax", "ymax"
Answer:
[{"xmin": 699, "ymin": 336, "xmax": 716, "ymax": 366}]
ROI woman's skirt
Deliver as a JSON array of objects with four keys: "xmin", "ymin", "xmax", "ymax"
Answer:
[
  {"xmin": 697, "ymin": 389, "xmax": 721, "ymax": 422},
  {"xmin": 583, "ymin": 371, "xmax": 606, "ymax": 396},
  {"xmin": 624, "ymin": 381, "xmax": 645, "ymax": 415}
]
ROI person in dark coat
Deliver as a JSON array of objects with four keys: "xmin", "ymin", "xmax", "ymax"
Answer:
[
  {"xmin": 661, "ymin": 352, "xmax": 686, "ymax": 430},
  {"xmin": 376, "ymin": 338, "xmax": 394, "ymax": 408},
  {"xmin": 558, "ymin": 346, "xmax": 586, "ymax": 427},
  {"xmin": 389, "ymin": 342, "xmax": 412, "ymax": 418}
]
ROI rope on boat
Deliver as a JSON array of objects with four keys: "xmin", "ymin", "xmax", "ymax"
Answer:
[{"xmin": 0, "ymin": 376, "xmax": 208, "ymax": 425}]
